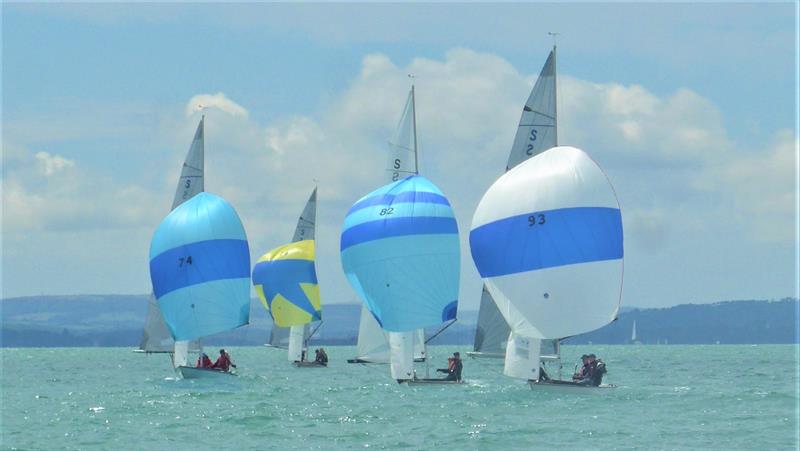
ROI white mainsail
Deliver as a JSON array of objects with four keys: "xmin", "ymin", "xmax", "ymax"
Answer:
[
  {"xmin": 472, "ymin": 48, "xmax": 560, "ymax": 363},
  {"xmin": 138, "ymin": 117, "xmax": 205, "ymax": 358},
  {"xmin": 352, "ymin": 85, "xmax": 427, "ymax": 364}
]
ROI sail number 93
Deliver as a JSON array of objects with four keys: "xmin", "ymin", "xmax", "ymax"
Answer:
[{"xmin": 528, "ymin": 214, "xmax": 545, "ymax": 226}]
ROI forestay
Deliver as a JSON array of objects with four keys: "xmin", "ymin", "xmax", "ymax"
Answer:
[
  {"xmin": 149, "ymin": 192, "xmax": 251, "ymax": 341},
  {"xmin": 470, "ymin": 146, "xmax": 623, "ymax": 339}
]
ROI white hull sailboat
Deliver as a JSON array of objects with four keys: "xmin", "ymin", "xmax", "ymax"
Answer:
[
  {"xmin": 149, "ymin": 192, "xmax": 252, "ymax": 380},
  {"xmin": 137, "ymin": 117, "xmax": 206, "ymax": 367},
  {"xmin": 341, "ymin": 83, "xmax": 461, "ymax": 385},
  {"xmin": 253, "ymin": 188, "xmax": 325, "ymax": 367},
  {"xmin": 348, "ymin": 85, "xmax": 428, "ymax": 366}
]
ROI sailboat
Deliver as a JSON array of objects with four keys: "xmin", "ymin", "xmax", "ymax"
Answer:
[
  {"xmin": 466, "ymin": 47, "xmax": 561, "ymax": 372},
  {"xmin": 341, "ymin": 175, "xmax": 460, "ymax": 383},
  {"xmin": 469, "ymin": 145, "xmax": 624, "ymax": 390},
  {"xmin": 631, "ymin": 320, "xmax": 642, "ymax": 345},
  {"xmin": 137, "ymin": 118, "xmax": 204, "ymax": 368},
  {"xmin": 347, "ymin": 85, "xmax": 427, "ymax": 365},
  {"xmin": 252, "ymin": 188, "xmax": 324, "ymax": 367},
  {"xmin": 340, "ymin": 86, "xmax": 460, "ymax": 384},
  {"xmin": 148, "ymin": 192, "xmax": 252, "ymax": 379}
]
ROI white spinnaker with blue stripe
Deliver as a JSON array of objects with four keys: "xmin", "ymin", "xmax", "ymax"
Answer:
[
  {"xmin": 470, "ymin": 146, "xmax": 623, "ymax": 340},
  {"xmin": 149, "ymin": 192, "xmax": 251, "ymax": 342}
]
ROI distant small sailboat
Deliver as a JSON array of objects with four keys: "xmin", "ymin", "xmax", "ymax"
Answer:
[
  {"xmin": 252, "ymin": 188, "xmax": 324, "ymax": 366},
  {"xmin": 137, "ymin": 117, "xmax": 205, "ymax": 368},
  {"xmin": 469, "ymin": 145, "xmax": 624, "ymax": 391},
  {"xmin": 149, "ymin": 192, "xmax": 252, "ymax": 378},
  {"xmin": 468, "ymin": 47, "xmax": 561, "ymax": 369},
  {"xmin": 348, "ymin": 85, "xmax": 427, "ymax": 365},
  {"xmin": 631, "ymin": 320, "xmax": 642, "ymax": 345},
  {"xmin": 341, "ymin": 174, "xmax": 460, "ymax": 383}
]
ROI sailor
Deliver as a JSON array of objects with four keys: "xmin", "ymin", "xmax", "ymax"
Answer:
[
  {"xmin": 436, "ymin": 352, "xmax": 463, "ymax": 381},
  {"xmin": 572, "ymin": 355, "xmax": 593, "ymax": 384},
  {"xmin": 588, "ymin": 354, "xmax": 607, "ymax": 386},
  {"xmin": 315, "ymin": 348, "xmax": 329, "ymax": 365},
  {"xmin": 212, "ymin": 349, "xmax": 237, "ymax": 372},
  {"xmin": 196, "ymin": 352, "xmax": 213, "ymax": 368}
]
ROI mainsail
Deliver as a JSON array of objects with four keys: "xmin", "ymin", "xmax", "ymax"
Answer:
[
  {"xmin": 352, "ymin": 86, "xmax": 426, "ymax": 363},
  {"xmin": 470, "ymin": 145, "xmax": 624, "ymax": 380},
  {"xmin": 138, "ymin": 117, "xmax": 205, "ymax": 353},
  {"xmin": 149, "ymin": 192, "xmax": 252, "ymax": 342},
  {"xmin": 341, "ymin": 175, "xmax": 460, "ymax": 380},
  {"xmin": 472, "ymin": 47, "xmax": 559, "ymax": 360},
  {"xmin": 254, "ymin": 188, "xmax": 321, "ymax": 362}
]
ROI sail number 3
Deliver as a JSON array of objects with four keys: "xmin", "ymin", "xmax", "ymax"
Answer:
[{"xmin": 528, "ymin": 214, "xmax": 545, "ymax": 226}]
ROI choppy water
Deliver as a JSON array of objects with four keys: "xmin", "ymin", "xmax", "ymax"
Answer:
[{"xmin": 1, "ymin": 345, "xmax": 797, "ymax": 450}]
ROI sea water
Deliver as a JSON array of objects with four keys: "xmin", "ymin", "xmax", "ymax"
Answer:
[{"xmin": 1, "ymin": 345, "xmax": 797, "ymax": 450}]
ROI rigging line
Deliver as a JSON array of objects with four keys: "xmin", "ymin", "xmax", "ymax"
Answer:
[
  {"xmin": 424, "ymin": 319, "xmax": 457, "ymax": 345},
  {"xmin": 307, "ymin": 321, "xmax": 323, "ymax": 341}
]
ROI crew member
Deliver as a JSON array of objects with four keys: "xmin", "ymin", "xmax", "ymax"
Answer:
[
  {"xmin": 196, "ymin": 352, "xmax": 213, "ymax": 368},
  {"xmin": 212, "ymin": 349, "xmax": 237, "ymax": 372}
]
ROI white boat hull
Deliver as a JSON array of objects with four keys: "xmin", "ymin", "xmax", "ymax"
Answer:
[
  {"xmin": 177, "ymin": 366, "xmax": 237, "ymax": 379},
  {"xmin": 403, "ymin": 378, "xmax": 465, "ymax": 385},
  {"xmin": 529, "ymin": 379, "xmax": 615, "ymax": 395}
]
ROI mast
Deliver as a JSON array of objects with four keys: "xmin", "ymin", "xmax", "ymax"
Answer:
[
  {"xmin": 411, "ymin": 81, "xmax": 419, "ymax": 174},
  {"xmin": 552, "ymin": 45, "xmax": 558, "ymax": 146}
]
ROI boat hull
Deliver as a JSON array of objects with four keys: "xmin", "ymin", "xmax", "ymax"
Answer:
[
  {"xmin": 177, "ymin": 366, "xmax": 237, "ymax": 379},
  {"xmin": 529, "ymin": 379, "xmax": 615, "ymax": 394},
  {"xmin": 402, "ymin": 378, "xmax": 464, "ymax": 385},
  {"xmin": 292, "ymin": 361, "xmax": 327, "ymax": 368}
]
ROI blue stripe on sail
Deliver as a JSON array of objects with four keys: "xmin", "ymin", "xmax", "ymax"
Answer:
[
  {"xmin": 252, "ymin": 259, "xmax": 320, "ymax": 318},
  {"xmin": 340, "ymin": 216, "xmax": 458, "ymax": 251},
  {"xmin": 349, "ymin": 191, "xmax": 451, "ymax": 215},
  {"xmin": 469, "ymin": 207, "xmax": 623, "ymax": 278},
  {"xmin": 158, "ymin": 278, "xmax": 251, "ymax": 341},
  {"xmin": 343, "ymin": 201, "xmax": 454, "ymax": 232},
  {"xmin": 150, "ymin": 239, "xmax": 251, "ymax": 298}
]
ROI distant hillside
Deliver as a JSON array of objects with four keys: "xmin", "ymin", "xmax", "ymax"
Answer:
[{"xmin": 1, "ymin": 295, "xmax": 797, "ymax": 347}]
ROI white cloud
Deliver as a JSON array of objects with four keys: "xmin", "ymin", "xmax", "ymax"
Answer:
[
  {"xmin": 185, "ymin": 92, "xmax": 249, "ymax": 118},
  {"xmin": 3, "ymin": 48, "xmax": 794, "ymax": 305},
  {"xmin": 34, "ymin": 151, "xmax": 75, "ymax": 176}
]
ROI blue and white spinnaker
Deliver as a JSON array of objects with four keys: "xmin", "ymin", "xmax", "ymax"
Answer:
[
  {"xmin": 341, "ymin": 175, "xmax": 460, "ymax": 334},
  {"xmin": 149, "ymin": 192, "xmax": 251, "ymax": 342},
  {"xmin": 470, "ymin": 146, "xmax": 623, "ymax": 341}
]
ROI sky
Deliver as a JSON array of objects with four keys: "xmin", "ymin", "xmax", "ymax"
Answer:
[{"xmin": 2, "ymin": 2, "xmax": 797, "ymax": 310}]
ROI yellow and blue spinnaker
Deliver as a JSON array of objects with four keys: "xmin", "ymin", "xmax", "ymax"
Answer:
[{"xmin": 252, "ymin": 239, "xmax": 321, "ymax": 327}]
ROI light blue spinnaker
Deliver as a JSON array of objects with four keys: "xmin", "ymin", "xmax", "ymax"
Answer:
[
  {"xmin": 340, "ymin": 175, "xmax": 460, "ymax": 333},
  {"xmin": 149, "ymin": 192, "xmax": 251, "ymax": 342}
]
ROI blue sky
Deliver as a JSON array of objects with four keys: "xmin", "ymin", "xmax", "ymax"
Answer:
[{"xmin": 2, "ymin": 3, "xmax": 797, "ymax": 309}]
